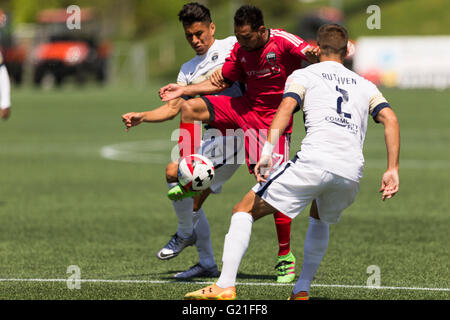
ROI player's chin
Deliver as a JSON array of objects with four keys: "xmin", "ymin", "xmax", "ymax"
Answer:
[{"xmin": 194, "ymin": 47, "xmax": 207, "ymax": 55}]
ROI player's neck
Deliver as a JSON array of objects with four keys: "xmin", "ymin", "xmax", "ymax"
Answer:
[
  {"xmin": 319, "ymin": 54, "xmax": 343, "ymax": 64},
  {"xmin": 198, "ymin": 38, "xmax": 216, "ymax": 56},
  {"xmin": 253, "ymin": 29, "xmax": 270, "ymax": 51}
]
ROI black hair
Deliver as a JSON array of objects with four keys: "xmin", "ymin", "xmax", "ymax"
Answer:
[
  {"xmin": 234, "ymin": 5, "xmax": 264, "ymax": 31},
  {"xmin": 178, "ymin": 2, "xmax": 212, "ymax": 26}
]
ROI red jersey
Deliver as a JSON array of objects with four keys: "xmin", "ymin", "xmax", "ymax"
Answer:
[{"xmin": 222, "ymin": 29, "xmax": 311, "ymax": 119}]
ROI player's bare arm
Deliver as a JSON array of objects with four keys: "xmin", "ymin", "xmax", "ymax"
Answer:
[
  {"xmin": 303, "ymin": 46, "xmax": 320, "ymax": 64},
  {"xmin": 122, "ymin": 98, "xmax": 183, "ymax": 132},
  {"xmin": 255, "ymin": 96, "xmax": 298, "ymax": 183},
  {"xmin": 209, "ymin": 68, "xmax": 228, "ymax": 88},
  {"xmin": 375, "ymin": 107, "xmax": 400, "ymax": 200},
  {"xmin": 159, "ymin": 77, "xmax": 229, "ymax": 102}
]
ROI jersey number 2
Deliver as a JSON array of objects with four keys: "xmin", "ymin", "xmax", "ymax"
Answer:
[{"xmin": 336, "ymin": 86, "xmax": 351, "ymax": 119}]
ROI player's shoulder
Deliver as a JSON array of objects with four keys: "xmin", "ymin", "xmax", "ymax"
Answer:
[
  {"xmin": 270, "ymin": 28, "xmax": 306, "ymax": 46},
  {"xmin": 217, "ymin": 36, "xmax": 237, "ymax": 46},
  {"xmin": 179, "ymin": 56, "xmax": 199, "ymax": 75},
  {"xmin": 213, "ymin": 36, "xmax": 238, "ymax": 52},
  {"xmin": 290, "ymin": 63, "xmax": 316, "ymax": 78}
]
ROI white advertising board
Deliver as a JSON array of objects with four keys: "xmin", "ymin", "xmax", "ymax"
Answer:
[{"xmin": 353, "ymin": 36, "xmax": 450, "ymax": 89}]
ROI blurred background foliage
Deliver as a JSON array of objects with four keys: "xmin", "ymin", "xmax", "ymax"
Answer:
[{"xmin": 0, "ymin": 0, "xmax": 448, "ymax": 83}]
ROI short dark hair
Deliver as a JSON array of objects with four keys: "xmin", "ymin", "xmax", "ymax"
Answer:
[
  {"xmin": 317, "ymin": 24, "xmax": 348, "ymax": 58},
  {"xmin": 178, "ymin": 2, "xmax": 212, "ymax": 26},
  {"xmin": 234, "ymin": 5, "xmax": 264, "ymax": 31}
]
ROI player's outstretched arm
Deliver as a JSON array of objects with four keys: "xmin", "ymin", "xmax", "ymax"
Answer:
[
  {"xmin": 255, "ymin": 96, "xmax": 298, "ymax": 183},
  {"xmin": 375, "ymin": 107, "xmax": 400, "ymax": 200},
  {"xmin": 159, "ymin": 77, "xmax": 229, "ymax": 102},
  {"xmin": 122, "ymin": 98, "xmax": 183, "ymax": 132}
]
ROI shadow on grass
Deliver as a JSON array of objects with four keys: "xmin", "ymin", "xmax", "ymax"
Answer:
[{"xmin": 132, "ymin": 270, "xmax": 278, "ymax": 282}]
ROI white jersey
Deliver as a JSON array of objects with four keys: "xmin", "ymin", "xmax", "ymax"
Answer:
[
  {"xmin": 284, "ymin": 61, "xmax": 390, "ymax": 182},
  {"xmin": 0, "ymin": 52, "xmax": 11, "ymax": 110},
  {"xmin": 177, "ymin": 36, "xmax": 242, "ymax": 97}
]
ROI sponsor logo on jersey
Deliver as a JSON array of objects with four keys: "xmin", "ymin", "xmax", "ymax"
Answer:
[
  {"xmin": 212, "ymin": 52, "xmax": 219, "ymax": 61},
  {"xmin": 246, "ymin": 68, "xmax": 271, "ymax": 77},
  {"xmin": 266, "ymin": 52, "xmax": 277, "ymax": 65},
  {"xmin": 241, "ymin": 57, "xmax": 246, "ymax": 63},
  {"xmin": 325, "ymin": 116, "xmax": 359, "ymax": 135}
]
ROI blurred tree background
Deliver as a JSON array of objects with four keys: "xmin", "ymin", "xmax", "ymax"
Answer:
[{"xmin": 0, "ymin": 0, "xmax": 448, "ymax": 84}]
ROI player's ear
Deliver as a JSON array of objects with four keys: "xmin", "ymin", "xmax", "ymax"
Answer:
[
  {"xmin": 258, "ymin": 25, "xmax": 266, "ymax": 35},
  {"xmin": 210, "ymin": 22, "xmax": 216, "ymax": 36}
]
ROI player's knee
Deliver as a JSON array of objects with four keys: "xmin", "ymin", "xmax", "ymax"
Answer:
[
  {"xmin": 309, "ymin": 200, "xmax": 320, "ymax": 219},
  {"xmin": 232, "ymin": 202, "xmax": 242, "ymax": 215},
  {"xmin": 180, "ymin": 100, "xmax": 195, "ymax": 122},
  {"xmin": 165, "ymin": 161, "xmax": 178, "ymax": 183}
]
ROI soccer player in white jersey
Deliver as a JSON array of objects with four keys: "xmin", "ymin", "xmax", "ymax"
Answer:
[
  {"xmin": 0, "ymin": 52, "xmax": 11, "ymax": 120},
  {"xmin": 184, "ymin": 24, "xmax": 400, "ymax": 300}
]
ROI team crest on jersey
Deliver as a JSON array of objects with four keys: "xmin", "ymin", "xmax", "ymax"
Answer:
[
  {"xmin": 266, "ymin": 52, "xmax": 277, "ymax": 65},
  {"xmin": 211, "ymin": 52, "xmax": 219, "ymax": 61}
]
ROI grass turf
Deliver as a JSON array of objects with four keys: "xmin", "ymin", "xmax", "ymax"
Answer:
[{"xmin": 0, "ymin": 84, "xmax": 449, "ymax": 300}]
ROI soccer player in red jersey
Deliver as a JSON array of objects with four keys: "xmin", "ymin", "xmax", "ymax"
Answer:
[{"xmin": 160, "ymin": 5, "xmax": 320, "ymax": 282}]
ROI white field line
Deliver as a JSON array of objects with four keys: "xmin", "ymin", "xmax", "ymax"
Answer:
[
  {"xmin": 0, "ymin": 278, "xmax": 449, "ymax": 292},
  {"xmin": 99, "ymin": 141, "xmax": 450, "ymax": 169}
]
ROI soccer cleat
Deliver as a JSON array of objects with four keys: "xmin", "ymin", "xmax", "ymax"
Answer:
[
  {"xmin": 288, "ymin": 291, "xmax": 309, "ymax": 300},
  {"xmin": 275, "ymin": 251, "xmax": 296, "ymax": 283},
  {"xmin": 156, "ymin": 232, "xmax": 197, "ymax": 260},
  {"xmin": 174, "ymin": 263, "xmax": 220, "ymax": 279},
  {"xmin": 168, "ymin": 183, "xmax": 201, "ymax": 201},
  {"xmin": 184, "ymin": 284, "xmax": 236, "ymax": 300}
]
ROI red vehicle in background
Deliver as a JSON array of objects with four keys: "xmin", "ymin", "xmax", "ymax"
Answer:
[
  {"xmin": 0, "ymin": 10, "xmax": 26, "ymax": 85},
  {"xmin": 32, "ymin": 8, "xmax": 111, "ymax": 87}
]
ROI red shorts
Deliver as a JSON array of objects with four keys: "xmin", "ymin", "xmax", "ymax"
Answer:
[{"xmin": 201, "ymin": 95, "xmax": 291, "ymax": 173}]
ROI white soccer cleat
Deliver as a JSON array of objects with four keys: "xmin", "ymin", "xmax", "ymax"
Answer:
[{"xmin": 156, "ymin": 232, "xmax": 197, "ymax": 260}]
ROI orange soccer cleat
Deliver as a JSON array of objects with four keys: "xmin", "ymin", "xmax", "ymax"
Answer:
[
  {"xmin": 288, "ymin": 291, "xmax": 309, "ymax": 300},
  {"xmin": 184, "ymin": 283, "xmax": 236, "ymax": 300}
]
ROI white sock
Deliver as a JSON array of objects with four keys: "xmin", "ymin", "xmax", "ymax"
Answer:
[
  {"xmin": 193, "ymin": 208, "xmax": 216, "ymax": 268},
  {"xmin": 216, "ymin": 212, "xmax": 254, "ymax": 288},
  {"xmin": 293, "ymin": 216, "xmax": 329, "ymax": 294},
  {"xmin": 168, "ymin": 182, "xmax": 194, "ymax": 239}
]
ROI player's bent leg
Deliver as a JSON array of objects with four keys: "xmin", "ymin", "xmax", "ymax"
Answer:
[
  {"xmin": 157, "ymin": 163, "xmax": 197, "ymax": 261},
  {"xmin": 178, "ymin": 98, "xmax": 210, "ymax": 158},
  {"xmin": 274, "ymin": 212, "xmax": 296, "ymax": 283},
  {"xmin": 193, "ymin": 188, "xmax": 212, "ymax": 212},
  {"xmin": 165, "ymin": 161, "xmax": 179, "ymax": 183},
  {"xmin": 157, "ymin": 183, "xmax": 197, "ymax": 260},
  {"xmin": 276, "ymin": 201, "xmax": 318, "ymax": 285},
  {"xmin": 180, "ymin": 98, "xmax": 211, "ymax": 123},
  {"xmin": 232, "ymin": 190, "xmax": 278, "ymax": 221}
]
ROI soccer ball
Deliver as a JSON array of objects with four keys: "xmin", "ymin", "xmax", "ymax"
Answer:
[{"xmin": 178, "ymin": 154, "xmax": 215, "ymax": 191}]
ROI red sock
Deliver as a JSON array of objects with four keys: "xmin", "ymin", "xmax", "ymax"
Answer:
[
  {"xmin": 178, "ymin": 122, "xmax": 201, "ymax": 157},
  {"xmin": 274, "ymin": 211, "xmax": 292, "ymax": 256}
]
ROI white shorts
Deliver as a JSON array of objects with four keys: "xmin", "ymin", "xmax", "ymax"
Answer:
[
  {"xmin": 199, "ymin": 135, "xmax": 242, "ymax": 194},
  {"xmin": 252, "ymin": 156, "xmax": 359, "ymax": 224}
]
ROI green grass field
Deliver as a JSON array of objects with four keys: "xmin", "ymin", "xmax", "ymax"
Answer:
[{"xmin": 0, "ymin": 84, "xmax": 449, "ymax": 300}]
